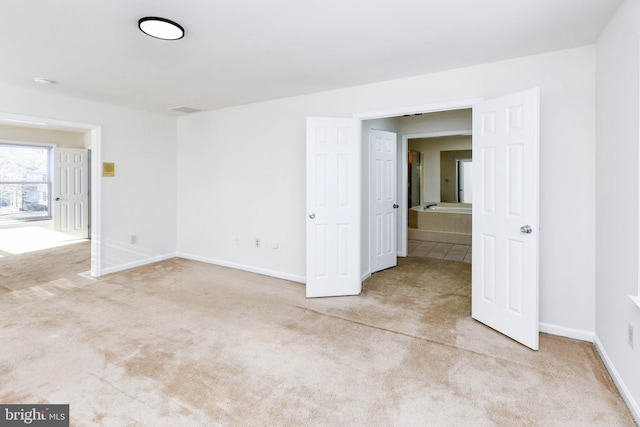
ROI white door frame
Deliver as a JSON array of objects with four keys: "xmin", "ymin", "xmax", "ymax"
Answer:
[
  {"xmin": 355, "ymin": 98, "xmax": 481, "ymax": 263},
  {"xmin": 0, "ymin": 112, "xmax": 102, "ymax": 277},
  {"xmin": 399, "ymin": 129, "xmax": 472, "ymax": 254}
]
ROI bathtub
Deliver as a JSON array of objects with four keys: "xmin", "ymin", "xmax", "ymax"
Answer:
[
  {"xmin": 418, "ymin": 203, "xmax": 472, "ymax": 214},
  {"xmin": 408, "ymin": 203, "xmax": 472, "ymax": 244}
]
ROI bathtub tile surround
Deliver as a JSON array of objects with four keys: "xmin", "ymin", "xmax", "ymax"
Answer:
[
  {"xmin": 409, "ymin": 203, "xmax": 472, "ymax": 245},
  {"xmin": 408, "ymin": 239, "xmax": 471, "ymax": 263}
]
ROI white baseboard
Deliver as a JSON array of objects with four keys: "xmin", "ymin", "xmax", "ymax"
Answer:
[
  {"xmin": 177, "ymin": 252, "xmax": 305, "ymax": 284},
  {"xmin": 98, "ymin": 252, "xmax": 178, "ymax": 276},
  {"xmin": 539, "ymin": 322, "xmax": 595, "ymax": 342},
  {"xmin": 594, "ymin": 335, "xmax": 640, "ymax": 424}
]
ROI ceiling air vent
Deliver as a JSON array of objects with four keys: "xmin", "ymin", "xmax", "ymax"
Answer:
[{"xmin": 170, "ymin": 106, "xmax": 201, "ymax": 113}]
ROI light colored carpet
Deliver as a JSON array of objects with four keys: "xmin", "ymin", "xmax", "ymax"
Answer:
[
  {"xmin": 0, "ymin": 225, "xmax": 86, "ymax": 255},
  {"xmin": 0, "ymin": 248, "xmax": 635, "ymax": 426},
  {"xmin": 0, "ymin": 240, "xmax": 90, "ymax": 293}
]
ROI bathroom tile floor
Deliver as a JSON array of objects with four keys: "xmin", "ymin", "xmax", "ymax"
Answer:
[{"xmin": 407, "ymin": 239, "xmax": 472, "ymax": 263}]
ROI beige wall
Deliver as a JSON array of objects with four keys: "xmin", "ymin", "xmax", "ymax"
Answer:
[
  {"xmin": 0, "ymin": 124, "xmax": 86, "ymax": 148},
  {"xmin": 397, "ymin": 109, "xmax": 472, "ymax": 134},
  {"xmin": 440, "ymin": 149, "xmax": 472, "ymax": 202},
  {"xmin": 408, "ymin": 136, "xmax": 472, "ymax": 203}
]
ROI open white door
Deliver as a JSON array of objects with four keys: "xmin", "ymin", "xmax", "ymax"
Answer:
[
  {"xmin": 472, "ymin": 88, "xmax": 540, "ymax": 350},
  {"xmin": 53, "ymin": 147, "xmax": 89, "ymax": 239},
  {"xmin": 306, "ymin": 117, "xmax": 361, "ymax": 298},
  {"xmin": 370, "ymin": 129, "xmax": 397, "ymax": 273}
]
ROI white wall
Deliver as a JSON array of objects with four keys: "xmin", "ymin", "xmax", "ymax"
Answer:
[
  {"xmin": 0, "ymin": 83, "xmax": 178, "ymax": 273},
  {"xmin": 595, "ymin": 0, "xmax": 640, "ymax": 420},
  {"xmin": 177, "ymin": 45, "xmax": 597, "ymax": 336}
]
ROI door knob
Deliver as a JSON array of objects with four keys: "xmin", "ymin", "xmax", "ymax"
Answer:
[
  {"xmin": 520, "ymin": 225, "xmax": 532, "ymax": 234},
  {"xmin": 393, "ymin": 204, "xmax": 399, "ymax": 209},
  {"xmin": 55, "ymin": 197, "xmax": 60, "ymax": 201},
  {"xmin": 309, "ymin": 213, "xmax": 316, "ymax": 219}
]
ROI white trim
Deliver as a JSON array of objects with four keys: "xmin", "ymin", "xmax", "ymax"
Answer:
[
  {"xmin": 0, "ymin": 111, "xmax": 102, "ymax": 277},
  {"xmin": 0, "ymin": 139, "xmax": 57, "ymax": 148},
  {"xmin": 398, "ymin": 136, "xmax": 407, "ymax": 257},
  {"xmin": 354, "ymin": 98, "xmax": 482, "ymax": 120},
  {"xmin": 89, "ymin": 127, "xmax": 101, "ymax": 277},
  {"xmin": 361, "ymin": 271, "xmax": 371, "ymax": 283},
  {"xmin": 594, "ymin": 335, "xmax": 640, "ymax": 424},
  {"xmin": 99, "ymin": 253, "xmax": 177, "ymax": 276},
  {"xmin": 539, "ymin": 322, "xmax": 594, "ymax": 342},
  {"xmin": 636, "ymin": 38, "xmax": 640, "ymax": 308},
  {"xmin": 404, "ymin": 129, "xmax": 472, "ymax": 139},
  {"xmin": 0, "ymin": 116, "xmax": 49, "ymax": 126},
  {"xmin": 178, "ymin": 252, "xmax": 306, "ymax": 284}
]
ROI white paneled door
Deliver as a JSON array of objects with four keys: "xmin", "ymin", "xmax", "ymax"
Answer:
[
  {"xmin": 472, "ymin": 88, "xmax": 540, "ymax": 350},
  {"xmin": 54, "ymin": 148, "xmax": 89, "ymax": 239},
  {"xmin": 370, "ymin": 129, "xmax": 397, "ymax": 273},
  {"xmin": 306, "ymin": 117, "xmax": 361, "ymax": 298}
]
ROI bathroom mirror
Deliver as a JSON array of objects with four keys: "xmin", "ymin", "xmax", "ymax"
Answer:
[
  {"xmin": 407, "ymin": 135, "xmax": 472, "ymax": 205},
  {"xmin": 440, "ymin": 150, "xmax": 472, "ymax": 203}
]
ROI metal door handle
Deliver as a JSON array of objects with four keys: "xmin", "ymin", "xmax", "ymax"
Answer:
[
  {"xmin": 520, "ymin": 225, "xmax": 532, "ymax": 234},
  {"xmin": 55, "ymin": 197, "xmax": 60, "ymax": 201},
  {"xmin": 309, "ymin": 213, "xmax": 315, "ymax": 219},
  {"xmin": 393, "ymin": 204, "xmax": 399, "ymax": 209}
]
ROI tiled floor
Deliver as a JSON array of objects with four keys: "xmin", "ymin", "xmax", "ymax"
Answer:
[{"xmin": 407, "ymin": 239, "xmax": 471, "ymax": 263}]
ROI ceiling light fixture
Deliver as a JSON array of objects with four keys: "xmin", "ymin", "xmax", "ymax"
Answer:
[{"xmin": 138, "ymin": 17, "xmax": 184, "ymax": 40}]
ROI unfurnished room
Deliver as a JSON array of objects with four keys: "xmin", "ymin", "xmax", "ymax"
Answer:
[{"xmin": 0, "ymin": 1, "xmax": 639, "ymax": 425}]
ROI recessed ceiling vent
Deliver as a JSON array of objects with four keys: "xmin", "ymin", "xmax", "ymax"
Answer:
[{"xmin": 170, "ymin": 106, "xmax": 201, "ymax": 113}]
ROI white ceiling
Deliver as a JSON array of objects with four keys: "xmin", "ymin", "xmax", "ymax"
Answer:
[{"xmin": 0, "ymin": 0, "xmax": 623, "ymax": 115}]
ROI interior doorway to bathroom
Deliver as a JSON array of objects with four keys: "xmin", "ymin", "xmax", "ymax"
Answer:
[
  {"xmin": 307, "ymin": 89, "xmax": 539, "ymax": 348},
  {"xmin": 403, "ymin": 130, "xmax": 473, "ymax": 263},
  {"xmin": 362, "ymin": 107, "xmax": 473, "ymax": 268}
]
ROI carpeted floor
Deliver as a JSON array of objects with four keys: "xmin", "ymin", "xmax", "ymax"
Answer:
[{"xmin": 0, "ymin": 244, "xmax": 636, "ymax": 426}]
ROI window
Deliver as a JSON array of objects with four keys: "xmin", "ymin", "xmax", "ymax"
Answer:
[{"xmin": 0, "ymin": 143, "xmax": 52, "ymax": 222}]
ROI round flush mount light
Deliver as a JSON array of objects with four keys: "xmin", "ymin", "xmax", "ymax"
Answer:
[{"xmin": 138, "ymin": 17, "xmax": 184, "ymax": 40}]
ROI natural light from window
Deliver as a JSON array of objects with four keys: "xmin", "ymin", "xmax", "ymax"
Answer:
[
  {"xmin": 0, "ymin": 143, "xmax": 52, "ymax": 223},
  {"xmin": 0, "ymin": 226, "xmax": 84, "ymax": 255}
]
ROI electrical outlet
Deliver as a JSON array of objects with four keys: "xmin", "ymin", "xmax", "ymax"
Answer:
[
  {"xmin": 255, "ymin": 238, "xmax": 260, "ymax": 248},
  {"xmin": 629, "ymin": 324, "xmax": 634, "ymax": 349},
  {"xmin": 130, "ymin": 235, "xmax": 137, "ymax": 244}
]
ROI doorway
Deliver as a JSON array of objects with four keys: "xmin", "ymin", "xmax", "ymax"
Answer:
[
  {"xmin": 353, "ymin": 89, "xmax": 541, "ymax": 349},
  {"xmin": 0, "ymin": 112, "xmax": 101, "ymax": 276},
  {"xmin": 363, "ymin": 108, "xmax": 473, "ymax": 266},
  {"xmin": 404, "ymin": 133, "xmax": 473, "ymax": 263}
]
